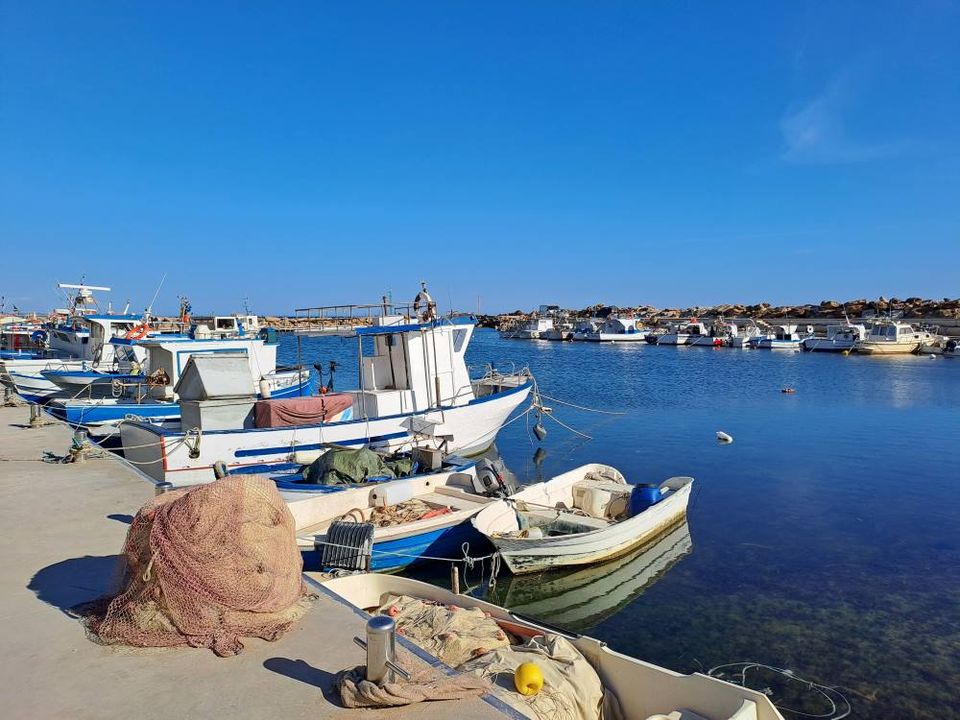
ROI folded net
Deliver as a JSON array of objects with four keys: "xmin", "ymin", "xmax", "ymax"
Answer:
[{"xmin": 86, "ymin": 475, "xmax": 314, "ymax": 656}]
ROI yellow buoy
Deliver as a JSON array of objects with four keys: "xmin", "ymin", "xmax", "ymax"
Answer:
[
  {"xmin": 514, "ymin": 662, "xmax": 544, "ymax": 696},
  {"xmin": 841, "ymin": 350, "xmax": 850, "ymax": 356}
]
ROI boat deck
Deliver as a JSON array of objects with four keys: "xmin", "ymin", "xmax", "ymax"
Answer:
[
  {"xmin": 0, "ymin": 405, "xmax": 514, "ymax": 719},
  {"xmin": 298, "ymin": 488, "xmax": 494, "ymax": 537}
]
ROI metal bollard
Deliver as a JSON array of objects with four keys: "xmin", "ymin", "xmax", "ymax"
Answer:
[{"xmin": 353, "ymin": 615, "xmax": 410, "ymax": 685}]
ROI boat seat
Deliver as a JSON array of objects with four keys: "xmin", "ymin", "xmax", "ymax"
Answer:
[
  {"xmin": 644, "ymin": 700, "xmax": 757, "ymax": 720},
  {"xmin": 554, "ymin": 511, "xmax": 610, "ymax": 531}
]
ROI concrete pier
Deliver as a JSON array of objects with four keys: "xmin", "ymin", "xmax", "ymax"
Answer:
[{"xmin": 0, "ymin": 405, "xmax": 507, "ymax": 719}]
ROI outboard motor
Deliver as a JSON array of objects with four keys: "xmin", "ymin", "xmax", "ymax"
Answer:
[{"xmin": 472, "ymin": 457, "xmax": 516, "ymax": 498}]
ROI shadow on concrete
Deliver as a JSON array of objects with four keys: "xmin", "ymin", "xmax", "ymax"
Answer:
[
  {"xmin": 263, "ymin": 657, "xmax": 341, "ymax": 704},
  {"xmin": 107, "ymin": 513, "xmax": 134, "ymax": 524},
  {"xmin": 28, "ymin": 555, "xmax": 122, "ymax": 615}
]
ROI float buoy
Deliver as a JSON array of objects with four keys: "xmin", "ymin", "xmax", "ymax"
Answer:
[
  {"xmin": 781, "ymin": 387, "xmax": 796, "ymax": 394},
  {"xmin": 514, "ymin": 662, "xmax": 544, "ymax": 696},
  {"xmin": 716, "ymin": 431, "xmax": 733, "ymax": 443}
]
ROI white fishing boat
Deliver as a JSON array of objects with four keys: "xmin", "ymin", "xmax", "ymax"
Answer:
[
  {"xmin": 500, "ymin": 311, "xmax": 555, "ymax": 340},
  {"xmin": 687, "ymin": 322, "xmax": 730, "ymax": 347},
  {"xmin": 576, "ymin": 316, "xmax": 648, "ymax": 342},
  {"xmin": 540, "ymin": 317, "xmax": 574, "ymax": 341},
  {"xmin": 752, "ymin": 324, "xmax": 810, "ymax": 350},
  {"xmin": 657, "ymin": 321, "xmax": 709, "ymax": 346},
  {"xmin": 121, "ymin": 286, "xmax": 533, "ymax": 487},
  {"xmin": 472, "ymin": 463, "xmax": 693, "ymax": 574},
  {"xmin": 319, "ymin": 572, "xmax": 785, "ymax": 720},
  {"xmin": 47, "ymin": 335, "xmax": 311, "ymax": 435},
  {"xmin": 854, "ymin": 320, "xmax": 938, "ymax": 355},
  {"xmin": 288, "ymin": 456, "xmax": 514, "ymax": 573},
  {"xmin": 801, "ymin": 321, "xmax": 867, "ymax": 352},
  {"xmin": 571, "ymin": 319, "xmax": 602, "ymax": 341},
  {"xmin": 489, "ymin": 519, "xmax": 693, "ymax": 633},
  {"xmin": 730, "ymin": 322, "xmax": 767, "ymax": 348}
]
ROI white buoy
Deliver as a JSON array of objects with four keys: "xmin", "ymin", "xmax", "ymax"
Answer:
[{"xmin": 716, "ymin": 431, "xmax": 733, "ymax": 443}]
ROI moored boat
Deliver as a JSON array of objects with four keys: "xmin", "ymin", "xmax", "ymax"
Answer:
[
  {"xmin": 290, "ymin": 457, "xmax": 514, "ymax": 572},
  {"xmin": 854, "ymin": 320, "xmax": 939, "ymax": 355},
  {"xmin": 801, "ymin": 321, "xmax": 867, "ymax": 352},
  {"xmin": 576, "ymin": 316, "xmax": 648, "ymax": 342},
  {"xmin": 318, "ymin": 572, "xmax": 785, "ymax": 720},
  {"xmin": 121, "ymin": 286, "xmax": 533, "ymax": 486},
  {"xmin": 752, "ymin": 324, "xmax": 809, "ymax": 350},
  {"xmin": 472, "ymin": 463, "xmax": 693, "ymax": 574},
  {"xmin": 657, "ymin": 321, "xmax": 709, "ymax": 346}
]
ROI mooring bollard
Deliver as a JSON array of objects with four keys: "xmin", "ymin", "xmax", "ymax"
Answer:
[{"xmin": 353, "ymin": 615, "xmax": 410, "ymax": 685}]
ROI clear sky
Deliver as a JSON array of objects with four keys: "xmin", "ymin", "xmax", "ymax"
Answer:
[{"xmin": 2, "ymin": 1, "xmax": 958, "ymax": 315}]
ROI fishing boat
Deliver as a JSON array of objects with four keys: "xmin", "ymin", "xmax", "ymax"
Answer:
[
  {"xmin": 728, "ymin": 321, "xmax": 768, "ymax": 348},
  {"xmin": 752, "ymin": 324, "xmax": 810, "ymax": 350},
  {"xmin": 657, "ymin": 321, "xmax": 709, "ymax": 346},
  {"xmin": 687, "ymin": 321, "xmax": 730, "ymax": 347},
  {"xmin": 487, "ymin": 519, "xmax": 692, "ymax": 633},
  {"xmin": 47, "ymin": 335, "xmax": 311, "ymax": 435},
  {"xmin": 854, "ymin": 320, "xmax": 939, "ymax": 355},
  {"xmin": 571, "ymin": 319, "xmax": 602, "ymax": 341},
  {"xmin": 576, "ymin": 316, "xmax": 648, "ymax": 342},
  {"xmin": 801, "ymin": 321, "xmax": 867, "ymax": 352},
  {"xmin": 318, "ymin": 573, "xmax": 785, "ymax": 720},
  {"xmin": 290, "ymin": 457, "xmax": 514, "ymax": 572},
  {"xmin": 540, "ymin": 319, "xmax": 574, "ymax": 341},
  {"xmin": 121, "ymin": 285, "xmax": 533, "ymax": 486},
  {"xmin": 0, "ymin": 283, "xmax": 161, "ymax": 402},
  {"xmin": 500, "ymin": 306, "xmax": 560, "ymax": 339},
  {"xmin": 472, "ymin": 463, "xmax": 693, "ymax": 574}
]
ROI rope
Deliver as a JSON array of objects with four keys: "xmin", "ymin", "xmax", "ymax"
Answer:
[
  {"xmin": 707, "ymin": 662, "xmax": 852, "ymax": 720},
  {"xmin": 536, "ymin": 392, "xmax": 625, "ymax": 415}
]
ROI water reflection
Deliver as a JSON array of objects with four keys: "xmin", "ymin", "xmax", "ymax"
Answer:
[{"xmin": 484, "ymin": 519, "xmax": 693, "ymax": 634}]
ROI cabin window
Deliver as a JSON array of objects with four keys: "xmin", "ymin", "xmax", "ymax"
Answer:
[{"xmin": 452, "ymin": 329, "xmax": 467, "ymax": 353}]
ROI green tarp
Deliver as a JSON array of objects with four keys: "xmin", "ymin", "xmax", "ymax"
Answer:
[{"xmin": 303, "ymin": 447, "xmax": 414, "ymax": 485}]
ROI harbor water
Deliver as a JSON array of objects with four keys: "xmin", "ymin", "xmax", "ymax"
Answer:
[{"xmin": 280, "ymin": 329, "xmax": 960, "ymax": 719}]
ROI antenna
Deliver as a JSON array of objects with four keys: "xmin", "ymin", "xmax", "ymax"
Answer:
[{"xmin": 145, "ymin": 273, "xmax": 167, "ymax": 319}]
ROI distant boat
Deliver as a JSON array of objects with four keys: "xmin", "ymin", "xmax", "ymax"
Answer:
[
  {"xmin": 575, "ymin": 316, "xmax": 648, "ymax": 342},
  {"xmin": 487, "ymin": 518, "xmax": 692, "ymax": 633},
  {"xmin": 802, "ymin": 321, "xmax": 867, "ymax": 352},
  {"xmin": 752, "ymin": 324, "xmax": 810, "ymax": 350},
  {"xmin": 658, "ymin": 321, "xmax": 710, "ymax": 346},
  {"xmin": 472, "ymin": 463, "xmax": 693, "ymax": 574},
  {"xmin": 854, "ymin": 320, "xmax": 940, "ymax": 355}
]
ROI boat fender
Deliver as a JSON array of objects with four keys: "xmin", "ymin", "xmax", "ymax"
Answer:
[
  {"xmin": 213, "ymin": 460, "xmax": 228, "ymax": 479},
  {"xmin": 258, "ymin": 378, "xmax": 272, "ymax": 398},
  {"xmin": 292, "ymin": 449, "xmax": 324, "ymax": 466}
]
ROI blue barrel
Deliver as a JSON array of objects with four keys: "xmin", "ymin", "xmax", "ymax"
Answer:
[{"xmin": 630, "ymin": 484, "xmax": 662, "ymax": 515}]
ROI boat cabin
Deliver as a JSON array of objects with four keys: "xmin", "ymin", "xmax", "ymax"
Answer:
[
  {"xmin": 355, "ymin": 316, "xmax": 477, "ymax": 419},
  {"xmin": 601, "ymin": 317, "xmax": 643, "ymax": 335}
]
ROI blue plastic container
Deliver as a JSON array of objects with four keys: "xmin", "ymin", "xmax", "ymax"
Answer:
[{"xmin": 629, "ymin": 484, "xmax": 662, "ymax": 515}]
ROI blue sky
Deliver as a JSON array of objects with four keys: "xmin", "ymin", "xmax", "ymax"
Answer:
[{"xmin": 2, "ymin": 1, "xmax": 958, "ymax": 315}]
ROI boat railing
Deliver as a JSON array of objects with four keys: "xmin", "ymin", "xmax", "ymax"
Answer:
[{"xmin": 292, "ymin": 301, "xmax": 417, "ymax": 336}]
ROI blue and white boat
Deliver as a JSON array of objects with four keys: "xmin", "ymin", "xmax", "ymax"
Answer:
[
  {"xmin": 47, "ymin": 333, "xmax": 312, "ymax": 436},
  {"xmin": 751, "ymin": 324, "xmax": 811, "ymax": 350},
  {"xmin": 289, "ymin": 458, "xmax": 514, "ymax": 572},
  {"xmin": 121, "ymin": 284, "xmax": 534, "ymax": 487},
  {"xmin": 1, "ymin": 282, "xmax": 155, "ymax": 402}
]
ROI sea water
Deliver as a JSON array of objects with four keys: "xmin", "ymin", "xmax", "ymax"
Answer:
[{"xmin": 280, "ymin": 329, "xmax": 960, "ymax": 719}]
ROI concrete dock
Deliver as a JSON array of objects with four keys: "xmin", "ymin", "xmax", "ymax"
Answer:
[{"xmin": 0, "ymin": 405, "xmax": 509, "ymax": 719}]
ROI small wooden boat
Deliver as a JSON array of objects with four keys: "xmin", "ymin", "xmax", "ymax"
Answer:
[
  {"xmin": 472, "ymin": 463, "xmax": 693, "ymax": 575},
  {"xmin": 316, "ymin": 572, "xmax": 784, "ymax": 720},
  {"xmin": 289, "ymin": 462, "xmax": 513, "ymax": 573}
]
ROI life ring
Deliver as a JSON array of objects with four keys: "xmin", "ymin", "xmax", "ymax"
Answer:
[
  {"xmin": 31, "ymin": 330, "xmax": 47, "ymax": 345},
  {"xmin": 125, "ymin": 323, "xmax": 151, "ymax": 340}
]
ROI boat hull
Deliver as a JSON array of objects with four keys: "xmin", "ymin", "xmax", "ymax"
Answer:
[
  {"xmin": 477, "ymin": 472, "xmax": 693, "ymax": 575},
  {"xmin": 801, "ymin": 338, "xmax": 855, "ymax": 352},
  {"xmin": 121, "ymin": 382, "xmax": 532, "ymax": 486},
  {"xmin": 855, "ymin": 341, "xmax": 921, "ymax": 355}
]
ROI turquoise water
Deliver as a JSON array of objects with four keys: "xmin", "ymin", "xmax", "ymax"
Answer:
[{"xmin": 280, "ymin": 330, "xmax": 960, "ymax": 718}]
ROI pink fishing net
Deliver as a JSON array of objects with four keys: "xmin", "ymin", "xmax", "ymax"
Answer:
[{"xmin": 86, "ymin": 475, "xmax": 313, "ymax": 656}]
